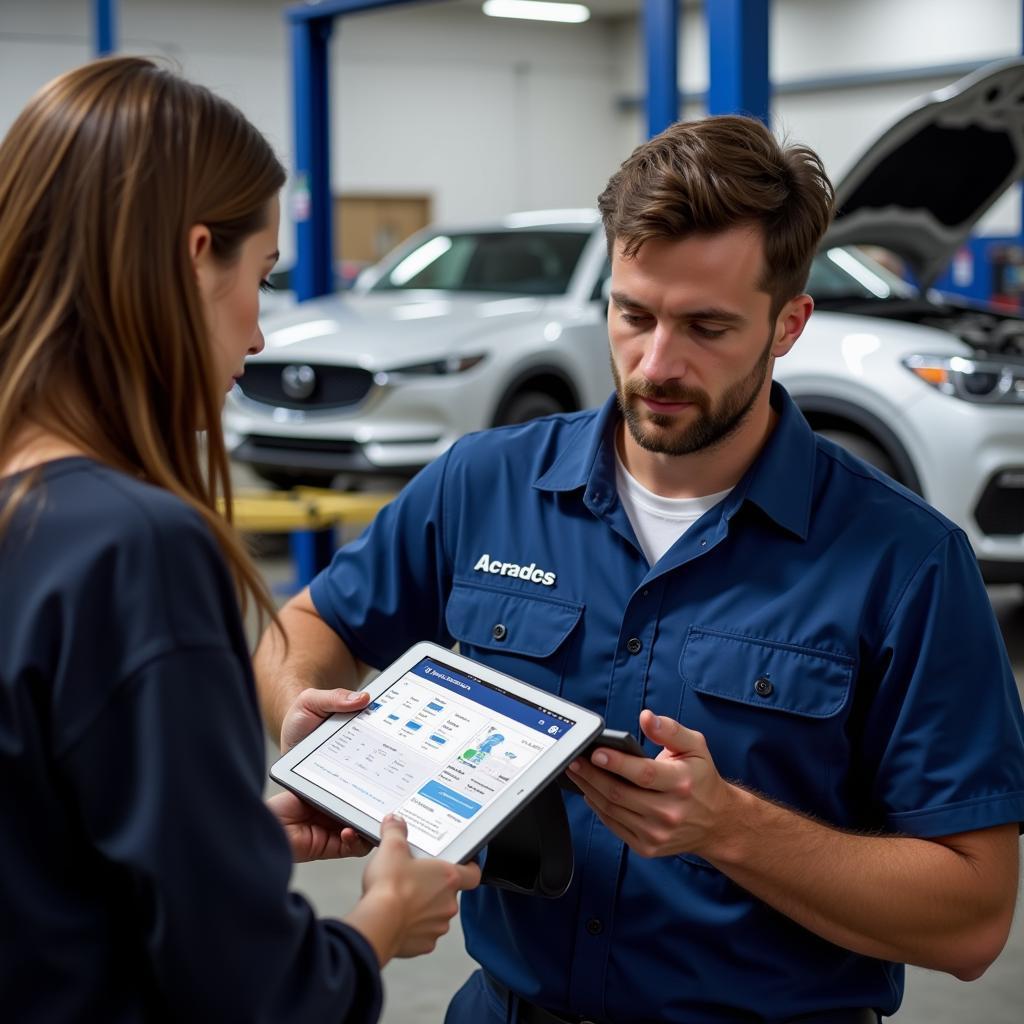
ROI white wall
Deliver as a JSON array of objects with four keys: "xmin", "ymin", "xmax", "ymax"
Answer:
[
  {"xmin": 331, "ymin": 6, "xmax": 620, "ymax": 224},
  {"xmin": 0, "ymin": 0, "xmax": 621, "ymax": 264},
  {"xmin": 1, "ymin": 0, "xmax": 1022, "ymax": 261},
  {"xmin": 0, "ymin": 1, "xmax": 93, "ymax": 116}
]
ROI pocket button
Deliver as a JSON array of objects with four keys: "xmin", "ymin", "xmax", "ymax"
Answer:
[
  {"xmin": 492, "ymin": 623, "xmax": 508, "ymax": 641},
  {"xmin": 754, "ymin": 676, "xmax": 773, "ymax": 697}
]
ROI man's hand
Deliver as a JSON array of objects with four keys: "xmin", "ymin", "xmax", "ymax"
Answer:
[
  {"xmin": 253, "ymin": 586, "xmax": 368, "ymax": 742},
  {"xmin": 279, "ymin": 685, "xmax": 370, "ymax": 753},
  {"xmin": 269, "ymin": 686, "xmax": 375, "ymax": 863},
  {"xmin": 566, "ymin": 708, "xmax": 736, "ymax": 858},
  {"xmin": 569, "ymin": 709, "xmax": 1019, "ymax": 977},
  {"xmin": 267, "ymin": 790, "xmax": 374, "ymax": 863}
]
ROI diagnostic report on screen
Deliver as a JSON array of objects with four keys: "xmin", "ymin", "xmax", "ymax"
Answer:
[{"xmin": 293, "ymin": 656, "xmax": 575, "ymax": 856}]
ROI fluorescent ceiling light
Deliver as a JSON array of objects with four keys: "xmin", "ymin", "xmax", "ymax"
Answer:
[{"xmin": 483, "ymin": 1, "xmax": 591, "ymax": 24}]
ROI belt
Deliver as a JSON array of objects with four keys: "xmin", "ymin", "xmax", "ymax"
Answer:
[{"xmin": 484, "ymin": 974, "xmax": 878, "ymax": 1024}]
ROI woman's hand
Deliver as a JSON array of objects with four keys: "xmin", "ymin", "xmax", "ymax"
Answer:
[{"xmin": 345, "ymin": 814, "xmax": 482, "ymax": 965}]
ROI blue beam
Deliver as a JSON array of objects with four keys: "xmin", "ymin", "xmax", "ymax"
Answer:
[
  {"xmin": 93, "ymin": 0, "xmax": 117, "ymax": 56},
  {"xmin": 644, "ymin": 0, "xmax": 679, "ymax": 137},
  {"xmin": 706, "ymin": 0, "xmax": 770, "ymax": 122},
  {"xmin": 286, "ymin": 0, "xmax": 445, "ymax": 24},
  {"xmin": 290, "ymin": 16, "xmax": 335, "ymax": 301}
]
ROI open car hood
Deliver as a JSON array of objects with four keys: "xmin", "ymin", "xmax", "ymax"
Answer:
[{"xmin": 824, "ymin": 57, "xmax": 1024, "ymax": 288}]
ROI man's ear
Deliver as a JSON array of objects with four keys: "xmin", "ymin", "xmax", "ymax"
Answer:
[
  {"xmin": 188, "ymin": 224, "xmax": 215, "ymax": 297},
  {"xmin": 771, "ymin": 294, "xmax": 814, "ymax": 358}
]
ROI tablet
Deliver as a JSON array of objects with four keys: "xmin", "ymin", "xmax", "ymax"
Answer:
[{"xmin": 270, "ymin": 641, "xmax": 604, "ymax": 863}]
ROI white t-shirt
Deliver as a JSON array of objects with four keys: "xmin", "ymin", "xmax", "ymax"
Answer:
[{"xmin": 614, "ymin": 452, "xmax": 733, "ymax": 566}]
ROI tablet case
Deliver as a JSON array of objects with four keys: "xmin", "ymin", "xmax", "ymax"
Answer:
[{"xmin": 480, "ymin": 781, "xmax": 572, "ymax": 898}]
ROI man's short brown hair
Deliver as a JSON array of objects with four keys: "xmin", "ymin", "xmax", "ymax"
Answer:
[{"xmin": 597, "ymin": 115, "xmax": 835, "ymax": 319}]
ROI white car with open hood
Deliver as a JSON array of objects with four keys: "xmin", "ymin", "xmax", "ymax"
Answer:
[{"xmin": 224, "ymin": 59, "xmax": 1024, "ymax": 583}]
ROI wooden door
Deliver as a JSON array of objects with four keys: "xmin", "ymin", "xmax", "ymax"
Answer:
[{"xmin": 334, "ymin": 194, "xmax": 432, "ymax": 266}]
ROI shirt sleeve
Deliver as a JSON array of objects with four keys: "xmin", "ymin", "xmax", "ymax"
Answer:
[
  {"xmin": 58, "ymin": 644, "xmax": 383, "ymax": 1024},
  {"xmin": 865, "ymin": 528, "xmax": 1024, "ymax": 837},
  {"xmin": 310, "ymin": 450, "xmax": 454, "ymax": 669}
]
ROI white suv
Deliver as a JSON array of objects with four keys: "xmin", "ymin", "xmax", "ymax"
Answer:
[{"xmin": 224, "ymin": 59, "xmax": 1024, "ymax": 582}]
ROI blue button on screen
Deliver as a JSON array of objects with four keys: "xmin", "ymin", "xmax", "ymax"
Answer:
[{"xmin": 418, "ymin": 780, "xmax": 482, "ymax": 818}]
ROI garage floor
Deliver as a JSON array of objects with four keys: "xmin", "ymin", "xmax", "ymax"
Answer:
[{"xmin": 258, "ymin": 547, "xmax": 1023, "ymax": 1022}]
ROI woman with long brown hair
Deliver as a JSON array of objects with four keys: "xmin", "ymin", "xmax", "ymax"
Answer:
[{"xmin": 0, "ymin": 56, "xmax": 478, "ymax": 1022}]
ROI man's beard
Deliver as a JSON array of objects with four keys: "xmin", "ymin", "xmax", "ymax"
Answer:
[{"xmin": 612, "ymin": 332, "xmax": 774, "ymax": 457}]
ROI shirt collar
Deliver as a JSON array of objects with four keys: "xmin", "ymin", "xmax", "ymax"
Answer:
[
  {"xmin": 534, "ymin": 393, "xmax": 619, "ymax": 495},
  {"xmin": 733, "ymin": 382, "xmax": 815, "ymax": 540},
  {"xmin": 534, "ymin": 382, "xmax": 815, "ymax": 541}
]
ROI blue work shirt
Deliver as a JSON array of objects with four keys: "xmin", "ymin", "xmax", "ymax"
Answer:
[{"xmin": 311, "ymin": 383, "xmax": 1024, "ymax": 1023}]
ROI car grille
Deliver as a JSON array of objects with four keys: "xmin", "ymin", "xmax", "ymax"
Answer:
[
  {"xmin": 245, "ymin": 435, "xmax": 361, "ymax": 456},
  {"xmin": 974, "ymin": 469, "xmax": 1024, "ymax": 536},
  {"xmin": 237, "ymin": 363, "xmax": 374, "ymax": 410}
]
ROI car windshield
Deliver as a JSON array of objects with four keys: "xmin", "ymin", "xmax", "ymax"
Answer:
[
  {"xmin": 368, "ymin": 230, "xmax": 590, "ymax": 296},
  {"xmin": 807, "ymin": 246, "xmax": 918, "ymax": 302}
]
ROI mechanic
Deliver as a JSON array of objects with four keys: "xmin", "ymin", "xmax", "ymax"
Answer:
[{"xmin": 255, "ymin": 115, "xmax": 1024, "ymax": 1023}]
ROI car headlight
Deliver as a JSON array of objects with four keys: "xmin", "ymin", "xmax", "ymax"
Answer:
[
  {"xmin": 902, "ymin": 354, "xmax": 1024, "ymax": 404},
  {"xmin": 375, "ymin": 354, "xmax": 486, "ymax": 384}
]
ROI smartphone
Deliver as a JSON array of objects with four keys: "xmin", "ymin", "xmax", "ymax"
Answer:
[
  {"xmin": 586, "ymin": 728, "xmax": 645, "ymax": 758},
  {"xmin": 559, "ymin": 728, "xmax": 646, "ymax": 794}
]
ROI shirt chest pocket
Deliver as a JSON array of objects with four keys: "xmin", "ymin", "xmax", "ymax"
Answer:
[
  {"xmin": 445, "ymin": 579, "xmax": 583, "ymax": 698},
  {"xmin": 678, "ymin": 627, "xmax": 854, "ymax": 817}
]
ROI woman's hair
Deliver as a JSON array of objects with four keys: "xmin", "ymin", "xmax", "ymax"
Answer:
[
  {"xmin": 0, "ymin": 56, "xmax": 286, "ymax": 625},
  {"xmin": 598, "ymin": 115, "xmax": 835, "ymax": 321}
]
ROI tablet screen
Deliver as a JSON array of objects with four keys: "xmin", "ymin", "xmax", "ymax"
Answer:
[{"xmin": 292, "ymin": 655, "xmax": 576, "ymax": 855}]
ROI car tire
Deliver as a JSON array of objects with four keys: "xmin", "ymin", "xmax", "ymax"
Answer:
[
  {"xmin": 495, "ymin": 390, "xmax": 567, "ymax": 426},
  {"xmin": 815, "ymin": 429, "xmax": 898, "ymax": 481}
]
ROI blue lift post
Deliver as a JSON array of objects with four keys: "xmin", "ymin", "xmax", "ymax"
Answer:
[
  {"xmin": 93, "ymin": 0, "xmax": 118, "ymax": 56},
  {"xmin": 289, "ymin": 14, "xmax": 335, "ymax": 303},
  {"xmin": 706, "ymin": 0, "xmax": 770, "ymax": 123},
  {"xmin": 285, "ymin": 0, "xmax": 445, "ymax": 303},
  {"xmin": 284, "ymin": 0, "xmax": 441, "ymax": 578},
  {"xmin": 644, "ymin": 0, "xmax": 679, "ymax": 138}
]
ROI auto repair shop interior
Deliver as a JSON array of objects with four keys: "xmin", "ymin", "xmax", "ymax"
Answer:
[{"xmin": 2, "ymin": 2, "xmax": 1023, "ymax": 1022}]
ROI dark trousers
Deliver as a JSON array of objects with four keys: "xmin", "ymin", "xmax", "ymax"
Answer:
[{"xmin": 444, "ymin": 970, "xmax": 881, "ymax": 1024}]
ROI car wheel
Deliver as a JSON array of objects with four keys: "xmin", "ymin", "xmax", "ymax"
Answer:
[
  {"xmin": 815, "ymin": 430, "xmax": 898, "ymax": 481},
  {"xmin": 495, "ymin": 390, "xmax": 567, "ymax": 426}
]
